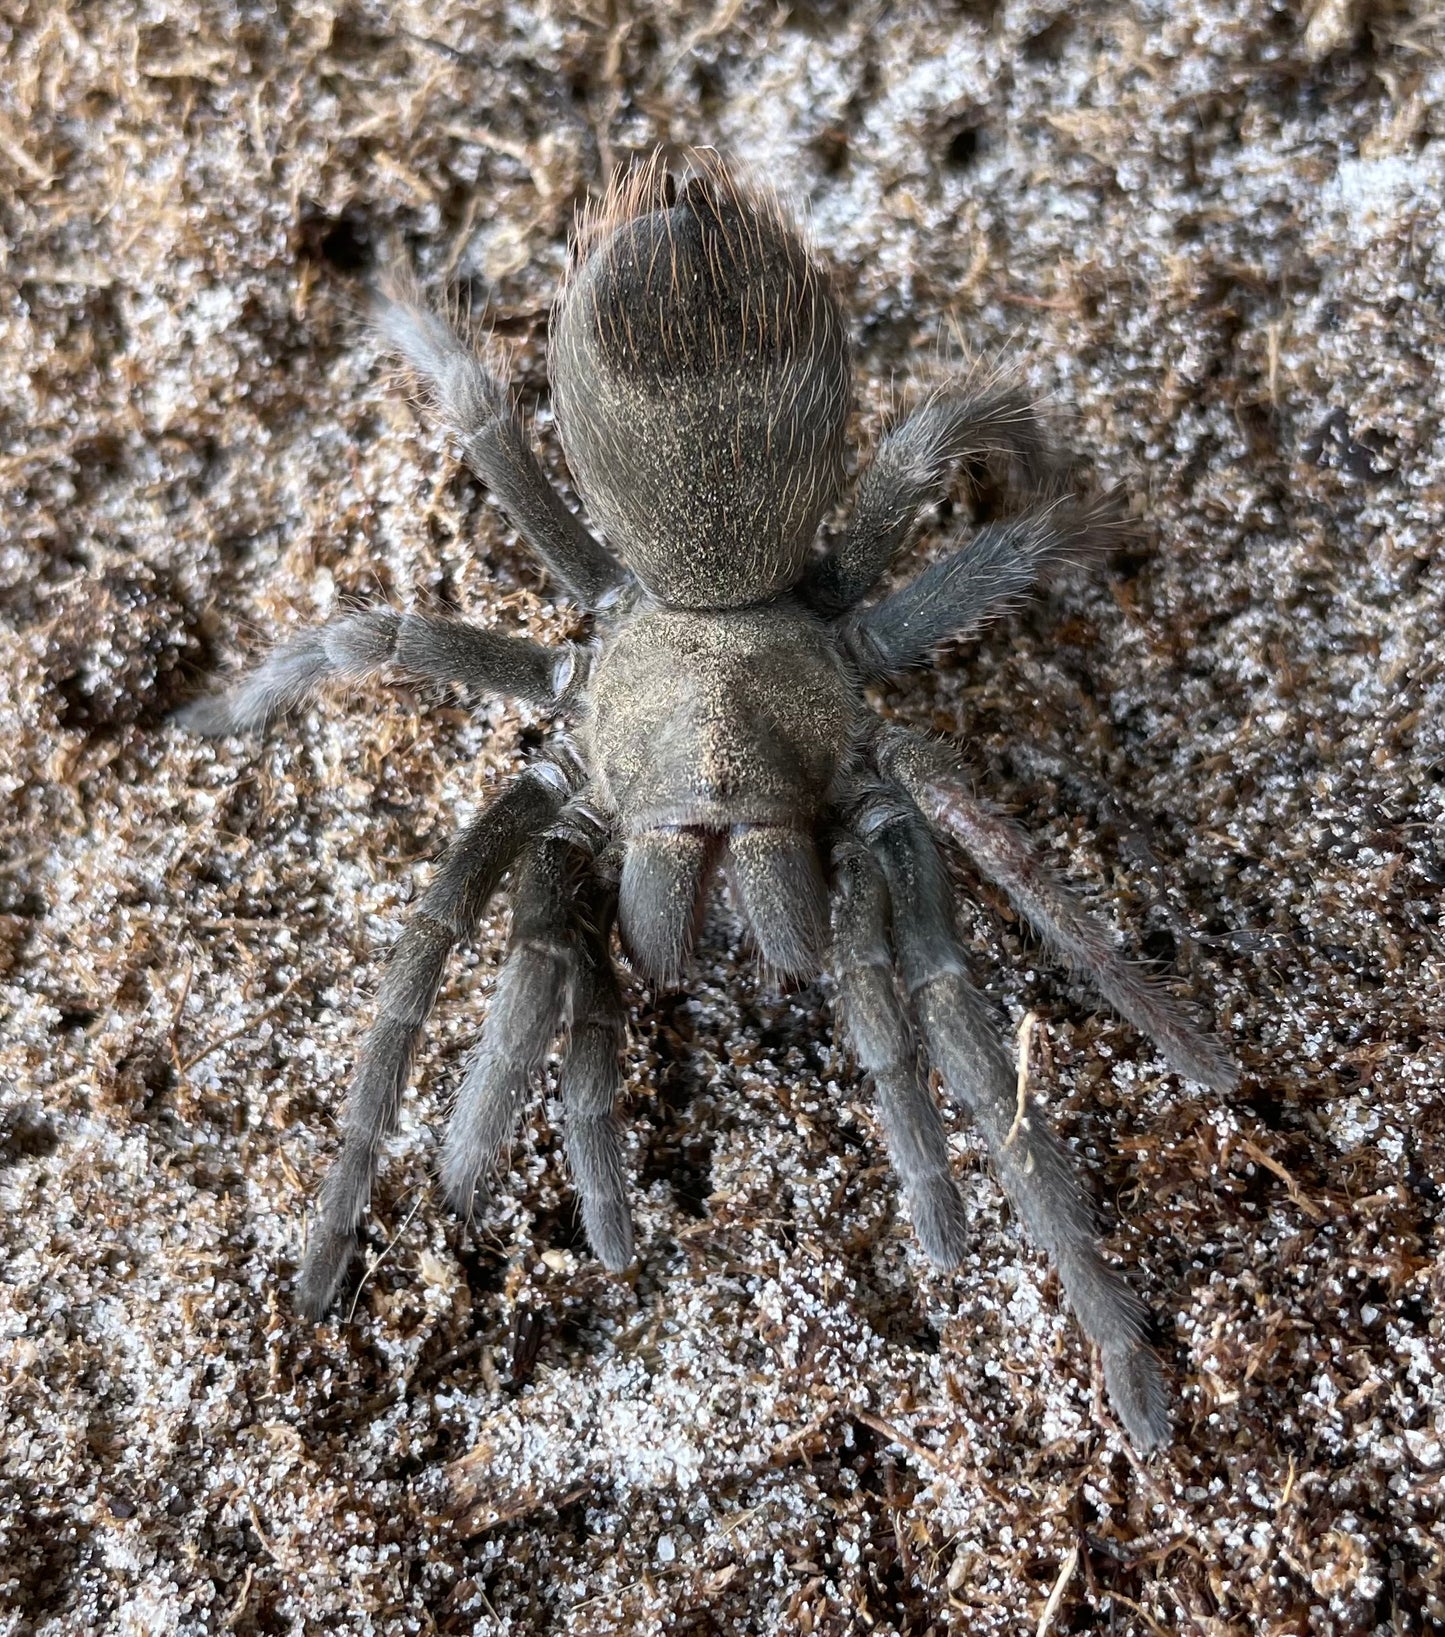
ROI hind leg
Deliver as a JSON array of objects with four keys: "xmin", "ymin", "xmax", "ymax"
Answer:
[
  {"xmin": 803, "ymin": 383, "xmax": 1057, "ymax": 614},
  {"xmin": 375, "ymin": 288, "xmax": 627, "ymax": 610}
]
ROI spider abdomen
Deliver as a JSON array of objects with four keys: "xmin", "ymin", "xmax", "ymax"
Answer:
[{"xmin": 549, "ymin": 155, "xmax": 850, "ymax": 610}]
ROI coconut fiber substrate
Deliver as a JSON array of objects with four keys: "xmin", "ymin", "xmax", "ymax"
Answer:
[{"xmin": 1, "ymin": 2, "xmax": 1442, "ymax": 1633}]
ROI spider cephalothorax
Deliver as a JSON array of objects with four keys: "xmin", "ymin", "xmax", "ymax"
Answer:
[{"xmin": 181, "ymin": 149, "xmax": 1237, "ymax": 1450}]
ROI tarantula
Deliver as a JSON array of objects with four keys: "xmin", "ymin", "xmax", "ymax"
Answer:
[{"xmin": 180, "ymin": 151, "xmax": 1236, "ymax": 1450}]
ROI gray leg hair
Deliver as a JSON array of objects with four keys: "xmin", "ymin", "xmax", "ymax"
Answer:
[
  {"xmin": 439, "ymin": 803, "xmax": 608, "ymax": 1218},
  {"xmin": 296, "ymin": 761, "xmax": 572, "ymax": 1317},
  {"xmin": 831, "ymin": 838, "xmax": 970, "ymax": 1267},
  {"xmin": 881, "ymin": 729, "xmax": 1237, "ymax": 1092},
  {"xmin": 863, "ymin": 797, "xmax": 1172, "ymax": 1451},
  {"xmin": 559, "ymin": 882, "xmax": 634, "ymax": 1269},
  {"xmin": 177, "ymin": 606, "xmax": 568, "ymax": 736},
  {"xmin": 374, "ymin": 288, "xmax": 628, "ymax": 611},
  {"xmin": 803, "ymin": 384, "xmax": 1056, "ymax": 614}
]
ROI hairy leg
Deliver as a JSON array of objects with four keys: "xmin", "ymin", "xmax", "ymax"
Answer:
[
  {"xmin": 831, "ymin": 838, "xmax": 970, "ymax": 1267},
  {"xmin": 559, "ymin": 883, "xmax": 634, "ymax": 1270},
  {"xmin": 881, "ymin": 729, "xmax": 1238, "ymax": 1091},
  {"xmin": 861, "ymin": 795, "xmax": 1171, "ymax": 1450},
  {"xmin": 840, "ymin": 492, "xmax": 1124, "ymax": 678},
  {"xmin": 803, "ymin": 383, "xmax": 1055, "ymax": 615},
  {"xmin": 375, "ymin": 290, "xmax": 628, "ymax": 611},
  {"xmin": 296, "ymin": 761, "xmax": 573, "ymax": 1318},
  {"xmin": 439, "ymin": 802, "xmax": 608, "ymax": 1216},
  {"xmin": 177, "ymin": 606, "xmax": 571, "ymax": 736}
]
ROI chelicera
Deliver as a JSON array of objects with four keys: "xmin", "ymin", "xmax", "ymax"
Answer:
[{"xmin": 181, "ymin": 150, "xmax": 1236, "ymax": 1449}]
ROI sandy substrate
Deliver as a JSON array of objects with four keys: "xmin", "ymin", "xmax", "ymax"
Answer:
[{"xmin": 2, "ymin": 1, "xmax": 1443, "ymax": 1632}]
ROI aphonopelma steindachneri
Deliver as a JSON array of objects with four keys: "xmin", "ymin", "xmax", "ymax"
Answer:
[{"xmin": 180, "ymin": 150, "xmax": 1237, "ymax": 1450}]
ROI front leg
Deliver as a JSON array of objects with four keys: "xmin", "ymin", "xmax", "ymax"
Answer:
[
  {"xmin": 558, "ymin": 878, "xmax": 635, "ymax": 1271},
  {"xmin": 440, "ymin": 801, "xmax": 608, "ymax": 1217},
  {"xmin": 831, "ymin": 837, "xmax": 970, "ymax": 1267},
  {"xmin": 862, "ymin": 796, "xmax": 1172, "ymax": 1451},
  {"xmin": 881, "ymin": 729, "xmax": 1238, "ymax": 1092},
  {"xmin": 296, "ymin": 761, "xmax": 574, "ymax": 1317}
]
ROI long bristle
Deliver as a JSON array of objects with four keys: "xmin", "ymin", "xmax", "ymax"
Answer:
[{"xmin": 563, "ymin": 146, "xmax": 831, "ymax": 354}]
